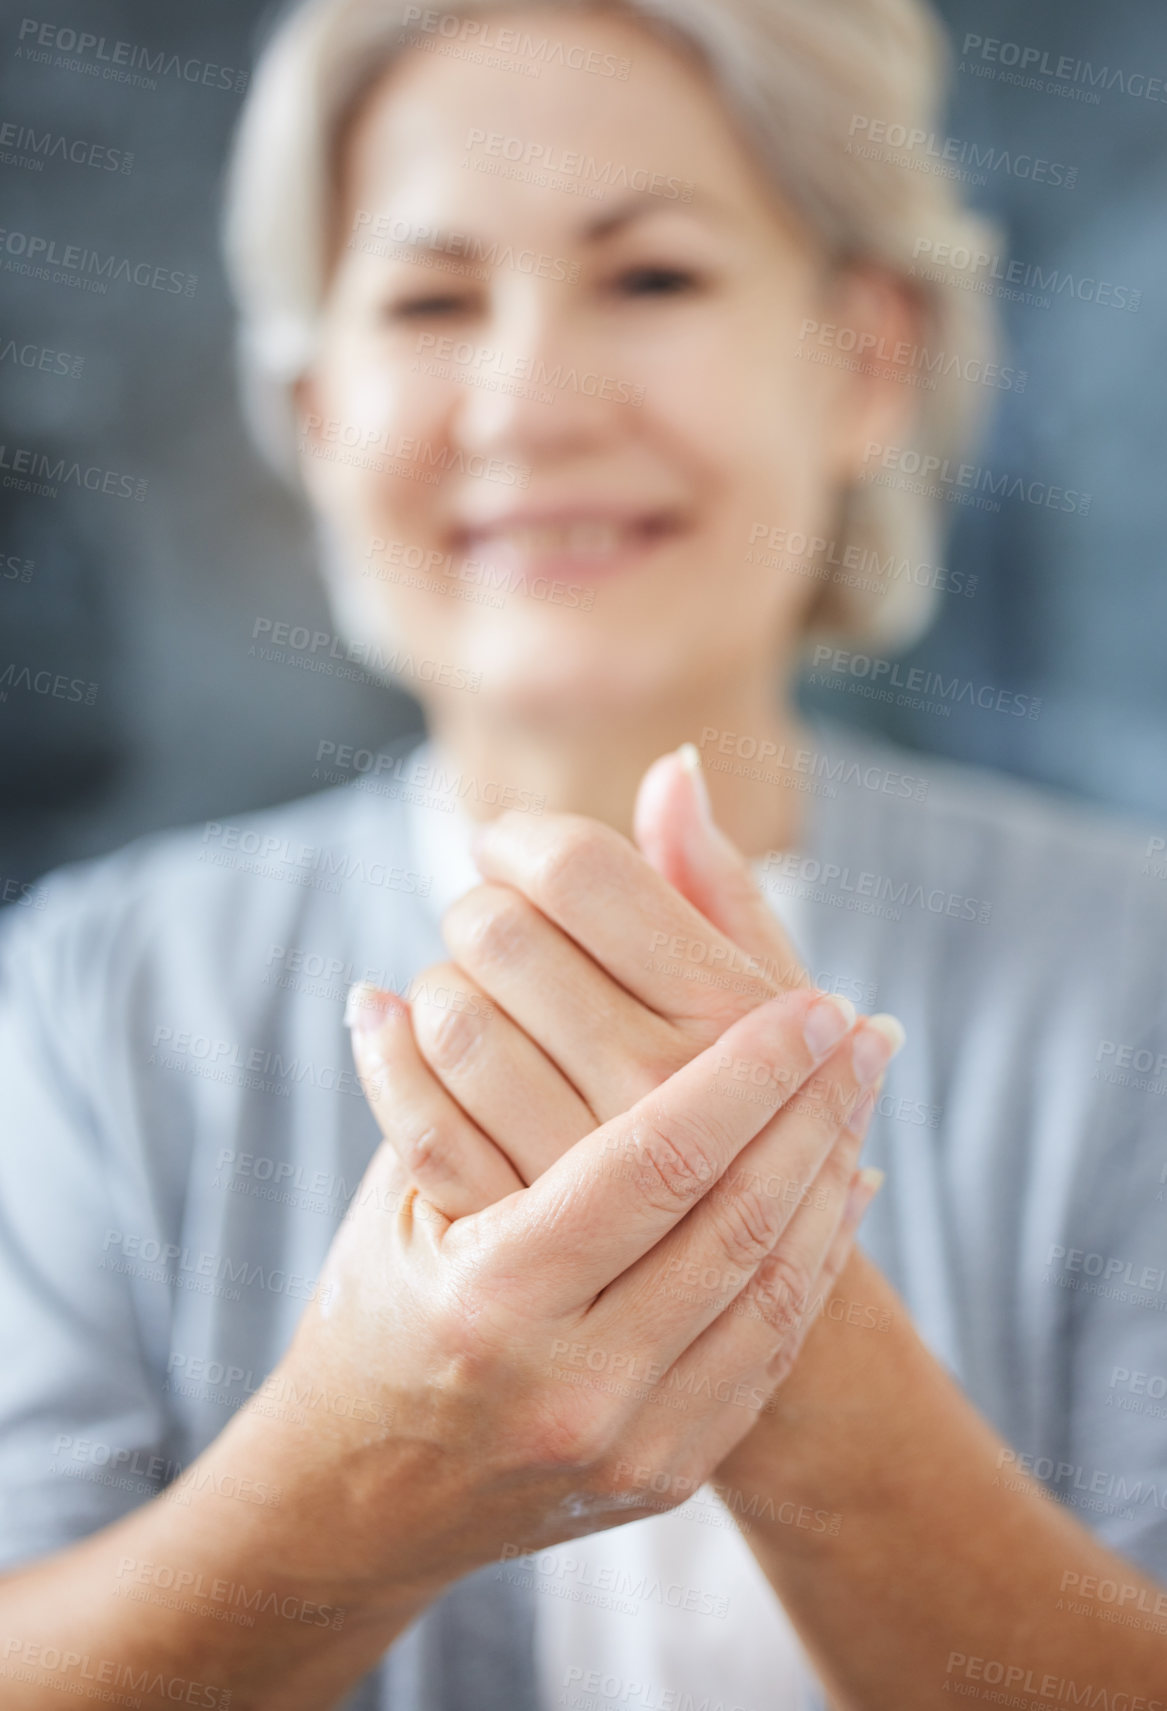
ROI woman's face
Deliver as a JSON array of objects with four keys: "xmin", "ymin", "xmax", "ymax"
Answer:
[{"xmin": 299, "ymin": 9, "xmax": 912, "ymax": 728}]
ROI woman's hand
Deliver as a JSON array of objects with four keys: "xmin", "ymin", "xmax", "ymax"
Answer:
[
  {"xmin": 287, "ymin": 970, "xmax": 892, "ymax": 1606},
  {"xmin": 357, "ymin": 748, "xmax": 897, "ymax": 1219}
]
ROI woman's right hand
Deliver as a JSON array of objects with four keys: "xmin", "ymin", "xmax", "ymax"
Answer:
[{"xmin": 269, "ymin": 979, "xmax": 882, "ymax": 1609}]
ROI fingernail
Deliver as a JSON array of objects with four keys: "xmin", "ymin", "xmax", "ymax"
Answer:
[
  {"xmin": 678, "ymin": 742, "xmax": 712, "ymax": 824},
  {"xmin": 845, "ymin": 1165, "xmax": 885, "ymax": 1225},
  {"xmin": 851, "ymin": 1014, "xmax": 906, "ymax": 1086},
  {"xmin": 344, "ymin": 981, "xmax": 397, "ymax": 1034},
  {"xmin": 803, "ymin": 992, "xmax": 857, "ymax": 1057}
]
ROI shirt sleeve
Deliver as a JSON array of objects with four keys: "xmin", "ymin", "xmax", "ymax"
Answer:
[
  {"xmin": 0, "ymin": 878, "xmax": 172, "ymax": 1572},
  {"xmin": 1063, "ymin": 1000, "xmax": 1167, "ymax": 1586}
]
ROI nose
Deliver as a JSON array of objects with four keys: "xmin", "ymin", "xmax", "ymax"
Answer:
[{"xmin": 448, "ymin": 277, "xmax": 617, "ymax": 466}]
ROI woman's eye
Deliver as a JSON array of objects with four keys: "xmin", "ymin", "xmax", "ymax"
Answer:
[
  {"xmin": 612, "ymin": 265, "xmax": 700, "ymax": 297},
  {"xmin": 383, "ymin": 294, "xmax": 473, "ymax": 320}
]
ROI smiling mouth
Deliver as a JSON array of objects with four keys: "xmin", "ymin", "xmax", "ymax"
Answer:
[{"xmin": 453, "ymin": 512, "xmax": 685, "ymax": 573}]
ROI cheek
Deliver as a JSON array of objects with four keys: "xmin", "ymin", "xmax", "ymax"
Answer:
[
  {"xmin": 644, "ymin": 310, "xmax": 833, "ymax": 523},
  {"xmin": 325, "ymin": 343, "xmax": 430, "ymax": 444},
  {"xmin": 308, "ymin": 347, "xmax": 451, "ymax": 531}
]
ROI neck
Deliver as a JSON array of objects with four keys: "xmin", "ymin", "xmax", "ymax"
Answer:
[{"xmin": 426, "ymin": 685, "xmax": 815, "ymax": 858}]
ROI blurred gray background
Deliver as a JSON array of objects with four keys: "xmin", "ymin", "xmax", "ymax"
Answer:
[{"xmin": 2, "ymin": 0, "xmax": 1165, "ymax": 897}]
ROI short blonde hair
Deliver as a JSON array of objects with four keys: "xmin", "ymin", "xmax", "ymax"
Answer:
[{"xmin": 223, "ymin": 0, "xmax": 1000, "ymax": 650}]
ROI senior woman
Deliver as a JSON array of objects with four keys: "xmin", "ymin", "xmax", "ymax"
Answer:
[{"xmin": 1, "ymin": 0, "xmax": 1166, "ymax": 1705}]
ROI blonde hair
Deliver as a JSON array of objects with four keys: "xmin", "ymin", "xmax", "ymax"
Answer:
[{"xmin": 223, "ymin": 0, "xmax": 1000, "ymax": 649}]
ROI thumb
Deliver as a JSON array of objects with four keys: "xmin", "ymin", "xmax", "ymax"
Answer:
[{"xmin": 633, "ymin": 744, "xmax": 809, "ymax": 990}]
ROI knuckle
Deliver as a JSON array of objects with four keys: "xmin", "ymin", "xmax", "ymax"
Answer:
[
  {"xmin": 708, "ymin": 1188, "xmax": 783, "ymax": 1277},
  {"xmin": 418, "ymin": 996, "xmax": 485, "ymax": 1078},
  {"xmin": 445, "ymin": 884, "xmax": 533, "ymax": 971},
  {"xmin": 531, "ymin": 819, "xmax": 612, "ymax": 913},
  {"xmin": 629, "ymin": 1112, "xmax": 722, "ymax": 1212},
  {"xmin": 398, "ymin": 1119, "xmax": 452, "ymax": 1181},
  {"xmin": 744, "ymin": 1250, "xmax": 815, "ymax": 1342},
  {"xmin": 527, "ymin": 1392, "xmax": 618, "ymax": 1473}
]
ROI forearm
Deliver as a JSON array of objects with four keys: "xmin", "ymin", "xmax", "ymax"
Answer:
[
  {"xmin": 723, "ymin": 1251, "xmax": 1167, "ymax": 1709},
  {"xmin": 0, "ymin": 1399, "xmax": 439, "ymax": 1710}
]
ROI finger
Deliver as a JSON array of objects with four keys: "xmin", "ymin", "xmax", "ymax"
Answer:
[
  {"xmin": 442, "ymin": 885, "xmax": 685, "ymax": 1122},
  {"xmin": 819, "ymin": 1165, "xmax": 885, "ymax": 1295},
  {"xmin": 639, "ymin": 1109, "xmax": 884, "ymax": 1456},
  {"xmin": 634, "ymin": 745, "xmax": 808, "ymax": 989},
  {"xmin": 345, "ymin": 982, "xmax": 523, "ymax": 1219},
  {"xmin": 469, "ymin": 811, "xmax": 778, "ymax": 1024},
  {"xmin": 409, "ymin": 959, "xmax": 596, "ymax": 1180},
  {"xmin": 729, "ymin": 1118, "xmax": 882, "ymax": 1387},
  {"xmin": 593, "ymin": 1017, "xmax": 902, "ymax": 1367},
  {"xmin": 465, "ymin": 986, "xmax": 859, "ymax": 1313}
]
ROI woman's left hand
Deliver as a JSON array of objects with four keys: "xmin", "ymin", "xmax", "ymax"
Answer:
[{"xmin": 348, "ymin": 746, "xmax": 896, "ymax": 1369}]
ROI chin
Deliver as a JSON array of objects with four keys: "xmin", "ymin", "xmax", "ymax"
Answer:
[{"xmin": 469, "ymin": 626, "xmax": 694, "ymax": 729}]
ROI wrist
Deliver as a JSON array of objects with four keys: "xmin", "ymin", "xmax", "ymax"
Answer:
[{"xmin": 166, "ymin": 1369, "xmax": 446, "ymax": 1625}]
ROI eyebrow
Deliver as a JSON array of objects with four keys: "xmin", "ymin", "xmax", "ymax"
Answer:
[
  {"xmin": 579, "ymin": 189, "xmax": 718, "ymax": 242},
  {"xmin": 359, "ymin": 189, "xmax": 717, "ymax": 263}
]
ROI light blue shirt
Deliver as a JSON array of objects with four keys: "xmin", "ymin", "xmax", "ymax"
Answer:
[{"xmin": 2, "ymin": 725, "xmax": 1166, "ymax": 1708}]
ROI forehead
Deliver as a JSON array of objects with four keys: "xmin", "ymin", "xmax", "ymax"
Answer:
[{"xmin": 336, "ymin": 9, "xmax": 766, "ymax": 233}]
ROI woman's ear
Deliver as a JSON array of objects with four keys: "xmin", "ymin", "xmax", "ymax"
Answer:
[{"xmin": 822, "ymin": 264, "xmax": 927, "ymax": 484}]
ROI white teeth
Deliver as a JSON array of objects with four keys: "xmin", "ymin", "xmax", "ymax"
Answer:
[{"xmin": 477, "ymin": 521, "xmax": 639, "ymax": 558}]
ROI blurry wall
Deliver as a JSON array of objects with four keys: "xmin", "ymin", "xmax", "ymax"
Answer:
[{"xmin": 1, "ymin": 0, "xmax": 1165, "ymax": 901}]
